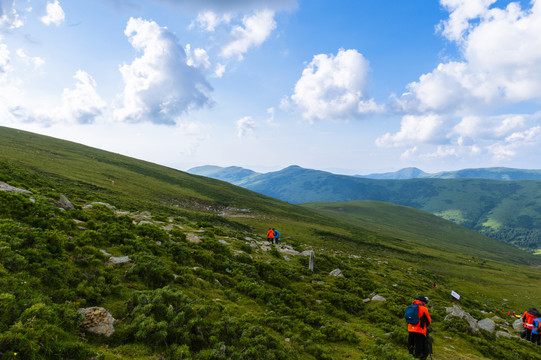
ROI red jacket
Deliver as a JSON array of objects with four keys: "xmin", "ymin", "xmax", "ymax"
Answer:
[
  {"xmin": 267, "ymin": 229, "xmax": 274, "ymax": 239},
  {"xmin": 523, "ymin": 311, "xmax": 535, "ymax": 329},
  {"xmin": 408, "ymin": 300, "xmax": 432, "ymax": 336}
]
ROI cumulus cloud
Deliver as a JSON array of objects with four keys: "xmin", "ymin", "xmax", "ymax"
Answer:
[
  {"xmin": 185, "ymin": 44, "xmax": 211, "ymax": 70},
  {"xmin": 0, "ymin": 0, "xmax": 23, "ymax": 29},
  {"xmin": 236, "ymin": 116, "xmax": 255, "ymax": 137},
  {"xmin": 41, "ymin": 0, "xmax": 65, "ymax": 26},
  {"xmin": 285, "ymin": 48, "xmax": 382, "ymax": 122},
  {"xmin": 190, "ymin": 11, "xmax": 232, "ymax": 32},
  {"xmin": 220, "ymin": 9, "xmax": 276, "ymax": 60},
  {"xmin": 376, "ymin": 114, "xmax": 447, "ymax": 148},
  {"xmin": 113, "ymin": 17, "xmax": 213, "ymax": 125},
  {"xmin": 58, "ymin": 70, "xmax": 106, "ymax": 124},
  {"xmin": 399, "ymin": 1, "xmax": 541, "ymax": 113},
  {"xmin": 385, "ymin": 0, "xmax": 541, "ymax": 163}
]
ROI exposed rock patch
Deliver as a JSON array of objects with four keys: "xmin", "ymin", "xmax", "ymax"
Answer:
[
  {"xmin": 78, "ymin": 307, "xmax": 115, "ymax": 336},
  {"xmin": 0, "ymin": 181, "xmax": 32, "ymax": 194}
]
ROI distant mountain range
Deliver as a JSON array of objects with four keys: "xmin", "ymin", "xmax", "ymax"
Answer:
[
  {"xmin": 357, "ymin": 167, "xmax": 541, "ymax": 180},
  {"xmin": 188, "ymin": 165, "xmax": 541, "ymax": 250}
]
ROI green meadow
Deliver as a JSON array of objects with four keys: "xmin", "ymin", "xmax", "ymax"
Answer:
[{"xmin": 1, "ymin": 126, "xmax": 541, "ymax": 359}]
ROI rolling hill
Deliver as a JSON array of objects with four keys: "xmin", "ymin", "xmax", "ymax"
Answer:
[
  {"xmin": 188, "ymin": 165, "xmax": 541, "ymax": 250},
  {"xmin": 2, "ymin": 126, "xmax": 541, "ymax": 359}
]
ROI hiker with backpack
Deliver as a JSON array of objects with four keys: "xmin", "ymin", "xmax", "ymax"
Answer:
[
  {"xmin": 521, "ymin": 308, "xmax": 541, "ymax": 341},
  {"xmin": 532, "ymin": 314, "xmax": 541, "ymax": 345},
  {"xmin": 406, "ymin": 296, "xmax": 432, "ymax": 359},
  {"xmin": 267, "ymin": 228, "xmax": 274, "ymax": 244},
  {"xmin": 273, "ymin": 228, "xmax": 281, "ymax": 244}
]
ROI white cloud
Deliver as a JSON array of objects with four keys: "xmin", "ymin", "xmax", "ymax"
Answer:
[
  {"xmin": 453, "ymin": 114, "xmax": 525, "ymax": 140},
  {"xmin": 386, "ymin": 0, "xmax": 541, "ymax": 163},
  {"xmin": 0, "ymin": 43, "xmax": 11, "ymax": 73},
  {"xmin": 113, "ymin": 17, "xmax": 213, "ymax": 125},
  {"xmin": 437, "ymin": 0, "xmax": 496, "ymax": 42},
  {"xmin": 286, "ymin": 48, "xmax": 382, "ymax": 122},
  {"xmin": 158, "ymin": 0, "xmax": 297, "ymax": 14},
  {"xmin": 220, "ymin": 9, "xmax": 276, "ymax": 60},
  {"xmin": 399, "ymin": 1, "xmax": 541, "ymax": 113},
  {"xmin": 41, "ymin": 0, "xmax": 65, "ymax": 26},
  {"xmin": 185, "ymin": 44, "xmax": 211, "ymax": 70},
  {"xmin": 0, "ymin": 0, "xmax": 23, "ymax": 29},
  {"xmin": 16, "ymin": 48, "xmax": 45, "ymax": 69},
  {"xmin": 57, "ymin": 70, "xmax": 106, "ymax": 124},
  {"xmin": 189, "ymin": 11, "xmax": 232, "ymax": 32},
  {"xmin": 376, "ymin": 114, "xmax": 447, "ymax": 147},
  {"xmin": 236, "ymin": 116, "xmax": 255, "ymax": 137},
  {"xmin": 213, "ymin": 63, "xmax": 225, "ymax": 78}
]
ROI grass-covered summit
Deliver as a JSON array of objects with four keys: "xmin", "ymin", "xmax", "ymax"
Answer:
[{"xmin": 1, "ymin": 126, "xmax": 541, "ymax": 359}]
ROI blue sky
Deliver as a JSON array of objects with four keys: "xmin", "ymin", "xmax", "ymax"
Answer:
[{"xmin": 1, "ymin": 0, "xmax": 541, "ymax": 175}]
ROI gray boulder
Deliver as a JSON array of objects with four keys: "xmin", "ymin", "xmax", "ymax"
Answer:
[
  {"xmin": 371, "ymin": 294, "xmax": 386, "ymax": 302},
  {"xmin": 329, "ymin": 269, "xmax": 343, "ymax": 277},
  {"xmin": 478, "ymin": 318, "xmax": 496, "ymax": 333},
  {"xmin": 56, "ymin": 195, "xmax": 74, "ymax": 210},
  {"xmin": 445, "ymin": 305, "xmax": 480, "ymax": 332},
  {"xmin": 496, "ymin": 331, "xmax": 513, "ymax": 338},
  {"xmin": 512, "ymin": 318, "xmax": 524, "ymax": 331},
  {"xmin": 0, "ymin": 181, "xmax": 32, "ymax": 194},
  {"xmin": 78, "ymin": 307, "xmax": 115, "ymax": 336}
]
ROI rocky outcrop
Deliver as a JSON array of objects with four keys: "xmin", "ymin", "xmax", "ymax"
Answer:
[
  {"xmin": 371, "ymin": 294, "xmax": 386, "ymax": 302},
  {"xmin": 55, "ymin": 195, "xmax": 74, "ymax": 210},
  {"xmin": 445, "ymin": 305, "xmax": 480, "ymax": 332},
  {"xmin": 78, "ymin": 307, "xmax": 115, "ymax": 336},
  {"xmin": 0, "ymin": 181, "xmax": 32, "ymax": 194},
  {"xmin": 329, "ymin": 269, "xmax": 343, "ymax": 277},
  {"xmin": 478, "ymin": 318, "xmax": 496, "ymax": 333},
  {"xmin": 512, "ymin": 318, "xmax": 524, "ymax": 331}
]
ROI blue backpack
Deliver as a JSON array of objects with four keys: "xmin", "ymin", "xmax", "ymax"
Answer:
[{"xmin": 405, "ymin": 304, "xmax": 420, "ymax": 324}]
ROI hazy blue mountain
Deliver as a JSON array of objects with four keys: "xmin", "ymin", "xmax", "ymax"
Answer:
[
  {"xmin": 188, "ymin": 165, "xmax": 261, "ymax": 185},
  {"xmin": 357, "ymin": 167, "xmax": 541, "ymax": 180},
  {"xmin": 356, "ymin": 167, "xmax": 429, "ymax": 179}
]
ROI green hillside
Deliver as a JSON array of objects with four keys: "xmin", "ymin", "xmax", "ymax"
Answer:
[
  {"xmin": 190, "ymin": 165, "xmax": 541, "ymax": 251},
  {"xmin": 1, "ymin": 126, "xmax": 541, "ymax": 359}
]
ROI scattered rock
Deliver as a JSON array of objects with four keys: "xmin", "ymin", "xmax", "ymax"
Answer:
[
  {"xmin": 478, "ymin": 318, "xmax": 496, "ymax": 333},
  {"xmin": 83, "ymin": 202, "xmax": 115, "ymax": 210},
  {"xmin": 78, "ymin": 307, "xmax": 115, "ymax": 336},
  {"xmin": 100, "ymin": 249, "xmax": 111, "ymax": 256},
  {"xmin": 512, "ymin": 318, "xmax": 524, "ymax": 331},
  {"xmin": 496, "ymin": 331, "xmax": 513, "ymax": 338},
  {"xmin": 444, "ymin": 305, "xmax": 479, "ymax": 332},
  {"xmin": 284, "ymin": 256, "xmax": 291, "ymax": 261},
  {"xmin": 55, "ymin": 195, "xmax": 74, "ymax": 210},
  {"xmin": 363, "ymin": 298, "xmax": 371, "ymax": 303},
  {"xmin": 218, "ymin": 239, "xmax": 229, "ymax": 245},
  {"xmin": 107, "ymin": 256, "xmax": 130, "ymax": 265},
  {"xmin": 329, "ymin": 269, "xmax": 343, "ymax": 277},
  {"xmin": 371, "ymin": 294, "xmax": 386, "ymax": 302},
  {"xmin": 0, "ymin": 181, "xmax": 32, "ymax": 194},
  {"xmin": 491, "ymin": 316, "xmax": 503, "ymax": 321}
]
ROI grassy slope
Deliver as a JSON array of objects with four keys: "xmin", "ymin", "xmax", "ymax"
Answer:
[{"xmin": 2, "ymin": 126, "xmax": 541, "ymax": 359}]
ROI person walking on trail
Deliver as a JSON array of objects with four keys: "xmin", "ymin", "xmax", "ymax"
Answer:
[
  {"xmin": 406, "ymin": 296, "xmax": 432, "ymax": 360},
  {"xmin": 521, "ymin": 308, "xmax": 541, "ymax": 341},
  {"xmin": 267, "ymin": 228, "xmax": 274, "ymax": 244},
  {"xmin": 532, "ymin": 314, "xmax": 541, "ymax": 345},
  {"xmin": 273, "ymin": 228, "xmax": 281, "ymax": 244}
]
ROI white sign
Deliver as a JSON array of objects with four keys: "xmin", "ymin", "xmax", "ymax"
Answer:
[{"xmin": 451, "ymin": 290, "xmax": 460, "ymax": 300}]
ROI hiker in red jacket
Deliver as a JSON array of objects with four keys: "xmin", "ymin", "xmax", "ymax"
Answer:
[
  {"xmin": 407, "ymin": 296, "xmax": 432, "ymax": 360},
  {"xmin": 267, "ymin": 228, "xmax": 274, "ymax": 244},
  {"xmin": 522, "ymin": 308, "xmax": 541, "ymax": 341}
]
